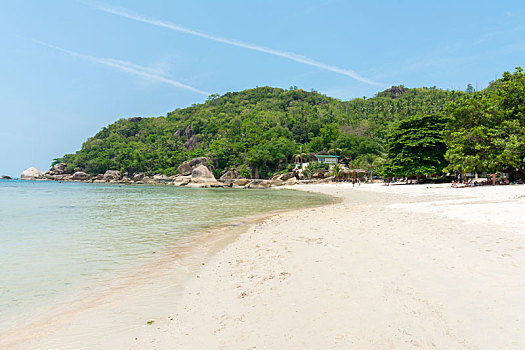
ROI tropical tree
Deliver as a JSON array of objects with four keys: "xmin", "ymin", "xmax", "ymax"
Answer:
[
  {"xmin": 382, "ymin": 114, "xmax": 449, "ymax": 178},
  {"xmin": 444, "ymin": 67, "xmax": 525, "ymax": 178},
  {"xmin": 331, "ymin": 163, "xmax": 342, "ymax": 180}
]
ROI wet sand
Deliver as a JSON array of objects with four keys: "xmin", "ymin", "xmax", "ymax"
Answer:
[{"xmin": 2, "ymin": 183, "xmax": 524, "ymax": 349}]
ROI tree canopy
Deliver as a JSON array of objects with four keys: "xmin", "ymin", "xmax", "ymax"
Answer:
[
  {"xmin": 444, "ymin": 67, "xmax": 525, "ymax": 176},
  {"xmin": 57, "ymin": 85, "xmax": 463, "ymax": 178},
  {"xmin": 382, "ymin": 114, "xmax": 449, "ymax": 177}
]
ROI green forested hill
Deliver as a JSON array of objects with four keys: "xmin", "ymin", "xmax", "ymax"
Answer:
[{"xmin": 58, "ymin": 86, "xmax": 464, "ymax": 178}]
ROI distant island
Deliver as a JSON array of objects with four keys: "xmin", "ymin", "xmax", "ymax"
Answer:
[{"xmin": 47, "ymin": 67, "xmax": 524, "ymax": 183}]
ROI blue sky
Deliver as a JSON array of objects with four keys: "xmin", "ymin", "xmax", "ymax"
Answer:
[{"xmin": 1, "ymin": 1, "xmax": 524, "ymax": 176}]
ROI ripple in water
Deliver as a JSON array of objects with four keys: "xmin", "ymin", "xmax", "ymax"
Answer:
[{"xmin": 0, "ymin": 180, "xmax": 331, "ymax": 329}]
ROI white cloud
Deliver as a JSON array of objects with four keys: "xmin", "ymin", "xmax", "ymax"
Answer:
[
  {"xmin": 36, "ymin": 41, "xmax": 210, "ymax": 96},
  {"xmin": 94, "ymin": 4, "xmax": 381, "ymax": 86}
]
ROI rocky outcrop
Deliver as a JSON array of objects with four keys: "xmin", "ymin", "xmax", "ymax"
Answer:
[
  {"xmin": 53, "ymin": 163, "xmax": 66, "ymax": 172},
  {"xmin": 1, "ymin": 175, "xmax": 12, "ymax": 180},
  {"xmin": 233, "ymin": 178, "xmax": 248, "ymax": 187},
  {"xmin": 181, "ymin": 165, "xmax": 223, "ymax": 188},
  {"xmin": 173, "ymin": 176, "xmax": 191, "ymax": 186},
  {"xmin": 246, "ymin": 179, "xmax": 270, "ymax": 189},
  {"xmin": 381, "ymin": 85, "xmax": 406, "ymax": 99},
  {"xmin": 132, "ymin": 172, "xmax": 145, "ymax": 182},
  {"xmin": 269, "ymin": 179, "xmax": 284, "ymax": 187},
  {"xmin": 184, "ymin": 124, "xmax": 193, "ymax": 138},
  {"xmin": 21, "ymin": 166, "xmax": 43, "ymax": 180},
  {"xmin": 177, "ymin": 162, "xmax": 193, "ymax": 176},
  {"xmin": 268, "ymin": 172, "xmax": 296, "ymax": 187},
  {"xmin": 140, "ymin": 176, "xmax": 155, "ymax": 184},
  {"xmin": 104, "ymin": 170, "xmax": 121, "ymax": 180},
  {"xmin": 177, "ymin": 157, "xmax": 211, "ymax": 176},
  {"xmin": 19, "ymin": 158, "xmax": 302, "ymax": 189},
  {"xmin": 153, "ymin": 174, "xmax": 171, "ymax": 183},
  {"xmin": 284, "ymin": 177, "xmax": 298, "ymax": 185},
  {"xmin": 72, "ymin": 171, "xmax": 90, "ymax": 181},
  {"xmin": 190, "ymin": 165, "xmax": 218, "ymax": 184},
  {"xmin": 189, "ymin": 157, "xmax": 209, "ymax": 168},
  {"xmin": 220, "ymin": 169, "xmax": 239, "ymax": 180},
  {"xmin": 184, "ymin": 135, "xmax": 199, "ymax": 149},
  {"xmin": 278, "ymin": 172, "xmax": 295, "ymax": 181}
]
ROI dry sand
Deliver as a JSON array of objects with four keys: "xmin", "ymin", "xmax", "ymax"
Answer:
[{"xmin": 2, "ymin": 183, "xmax": 524, "ymax": 349}]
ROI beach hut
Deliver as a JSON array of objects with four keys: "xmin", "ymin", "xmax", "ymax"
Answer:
[{"xmin": 315, "ymin": 155, "xmax": 340, "ymax": 165}]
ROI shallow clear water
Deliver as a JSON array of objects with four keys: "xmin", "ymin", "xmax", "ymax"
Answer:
[{"xmin": 0, "ymin": 179, "xmax": 330, "ymax": 329}]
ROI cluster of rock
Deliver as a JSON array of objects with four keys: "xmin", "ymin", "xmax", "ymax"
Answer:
[{"xmin": 19, "ymin": 157, "xmax": 301, "ymax": 189}]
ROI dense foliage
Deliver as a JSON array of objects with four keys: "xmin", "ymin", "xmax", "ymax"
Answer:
[
  {"xmin": 379, "ymin": 67, "xmax": 525, "ymax": 180},
  {"xmin": 58, "ymin": 86, "xmax": 463, "ymax": 178},
  {"xmin": 444, "ymin": 68, "xmax": 525, "ymax": 177},
  {"xmin": 382, "ymin": 114, "xmax": 449, "ymax": 177}
]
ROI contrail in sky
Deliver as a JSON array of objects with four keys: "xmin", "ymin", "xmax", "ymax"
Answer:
[
  {"xmin": 93, "ymin": 4, "xmax": 381, "ymax": 86},
  {"xmin": 36, "ymin": 40, "xmax": 211, "ymax": 96}
]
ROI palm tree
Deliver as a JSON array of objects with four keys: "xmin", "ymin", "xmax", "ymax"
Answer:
[
  {"xmin": 331, "ymin": 163, "xmax": 342, "ymax": 181},
  {"xmin": 294, "ymin": 145, "xmax": 306, "ymax": 167},
  {"xmin": 369, "ymin": 156, "xmax": 386, "ymax": 182}
]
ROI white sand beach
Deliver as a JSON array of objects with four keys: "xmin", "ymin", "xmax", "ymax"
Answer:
[{"xmin": 2, "ymin": 183, "xmax": 524, "ymax": 349}]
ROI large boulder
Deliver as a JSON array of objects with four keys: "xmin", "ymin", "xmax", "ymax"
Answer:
[
  {"xmin": 173, "ymin": 176, "xmax": 191, "ymax": 186},
  {"xmin": 21, "ymin": 166, "xmax": 43, "ymax": 179},
  {"xmin": 184, "ymin": 135, "xmax": 199, "ymax": 149},
  {"xmin": 178, "ymin": 157, "xmax": 211, "ymax": 176},
  {"xmin": 53, "ymin": 163, "xmax": 66, "ymax": 172},
  {"xmin": 269, "ymin": 179, "xmax": 284, "ymax": 187},
  {"xmin": 72, "ymin": 171, "xmax": 90, "ymax": 181},
  {"xmin": 178, "ymin": 162, "xmax": 192, "ymax": 176},
  {"xmin": 177, "ymin": 161, "xmax": 193, "ymax": 176},
  {"xmin": 132, "ymin": 172, "xmax": 145, "ymax": 182},
  {"xmin": 247, "ymin": 179, "xmax": 270, "ymax": 189},
  {"xmin": 103, "ymin": 170, "xmax": 121, "ymax": 180},
  {"xmin": 233, "ymin": 178, "xmax": 248, "ymax": 186},
  {"xmin": 220, "ymin": 169, "xmax": 239, "ymax": 180},
  {"xmin": 1, "ymin": 175, "xmax": 12, "ymax": 180},
  {"xmin": 279, "ymin": 172, "xmax": 296, "ymax": 181},
  {"xmin": 153, "ymin": 174, "xmax": 171, "ymax": 183},
  {"xmin": 189, "ymin": 157, "xmax": 210, "ymax": 168},
  {"xmin": 191, "ymin": 165, "xmax": 218, "ymax": 184},
  {"xmin": 141, "ymin": 176, "xmax": 155, "ymax": 184},
  {"xmin": 184, "ymin": 123, "xmax": 194, "ymax": 138},
  {"xmin": 284, "ymin": 177, "xmax": 299, "ymax": 186}
]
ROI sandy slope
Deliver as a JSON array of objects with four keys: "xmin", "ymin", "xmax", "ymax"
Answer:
[
  {"xmin": 3, "ymin": 183, "xmax": 525, "ymax": 349},
  {"xmin": 130, "ymin": 183, "xmax": 525, "ymax": 349}
]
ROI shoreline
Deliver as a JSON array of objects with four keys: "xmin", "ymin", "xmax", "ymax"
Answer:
[
  {"xmin": 2, "ymin": 183, "xmax": 524, "ymax": 349},
  {"xmin": 0, "ymin": 187, "xmax": 334, "ymax": 349},
  {"xmin": 136, "ymin": 183, "xmax": 524, "ymax": 349}
]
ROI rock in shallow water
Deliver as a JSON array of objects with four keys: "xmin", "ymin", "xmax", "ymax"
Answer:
[
  {"xmin": 21, "ymin": 166, "xmax": 43, "ymax": 179},
  {"xmin": 103, "ymin": 170, "xmax": 121, "ymax": 180},
  {"xmin": 72, "ymin": 171, "xmax": 90, "ymax": 181}
]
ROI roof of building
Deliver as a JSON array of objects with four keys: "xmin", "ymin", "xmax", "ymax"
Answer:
[{"xmin": 314, "ymin": 155, "xmax": 341, "ymax": 158}]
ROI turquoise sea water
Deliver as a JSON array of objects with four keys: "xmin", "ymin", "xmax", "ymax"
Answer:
[{"xmin": 0, "ymin": 179, "xmax": 330, "ymax": 330}]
